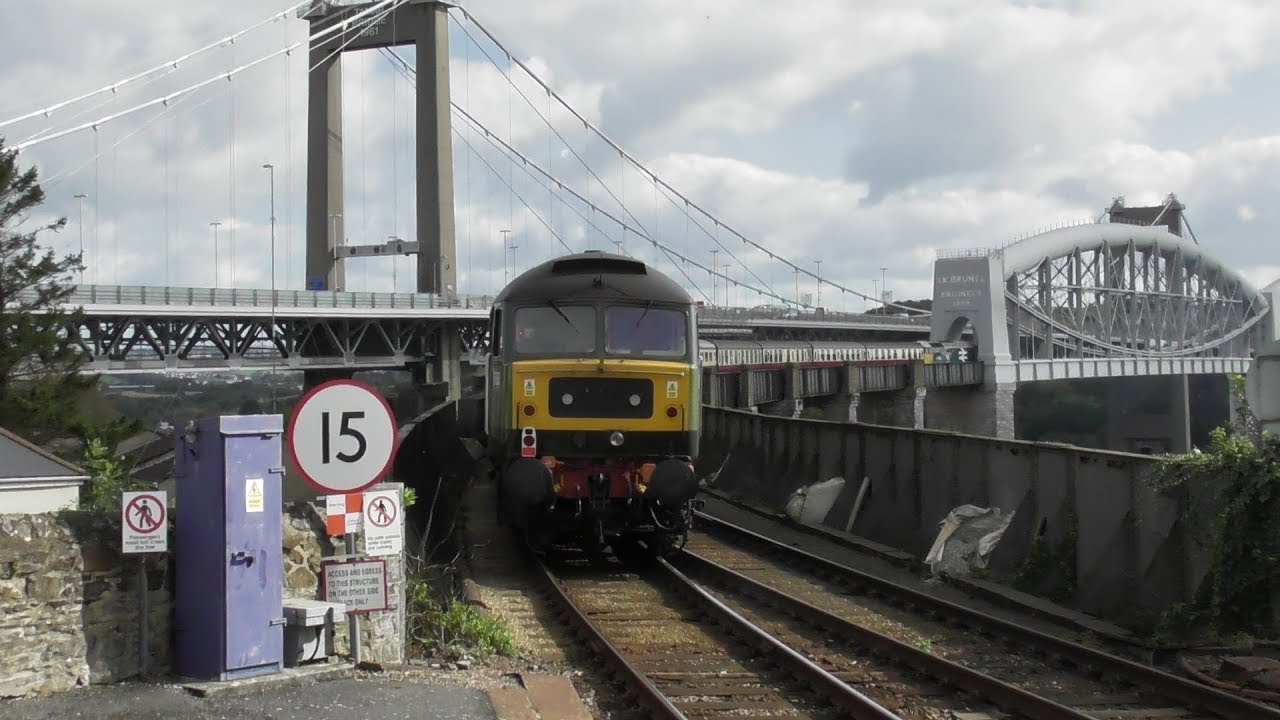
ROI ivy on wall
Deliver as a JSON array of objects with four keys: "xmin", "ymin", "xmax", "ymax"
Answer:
[{"xmin": 1149, "ymin": 375, "xmax": 1279, "ymax": 640}]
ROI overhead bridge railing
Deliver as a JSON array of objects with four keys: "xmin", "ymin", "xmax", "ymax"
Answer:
[{"xmin": 35, "ymin": 284, "xmax": 498, "ymax": 311}]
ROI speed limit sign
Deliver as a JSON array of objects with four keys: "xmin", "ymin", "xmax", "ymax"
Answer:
[{"xmin": 288, "ymin": 379, "xmax": 398, "ymax": 494}]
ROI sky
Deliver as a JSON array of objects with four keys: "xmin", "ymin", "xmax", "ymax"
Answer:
[{"xmin": 2, "ymin": 0, "xmax": 1279, "ymax": 312}]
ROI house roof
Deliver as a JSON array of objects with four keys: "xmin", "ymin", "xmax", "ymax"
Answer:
[{"xmin": 0, "ymin": 427, "xmax": 90, "ymax": 480}]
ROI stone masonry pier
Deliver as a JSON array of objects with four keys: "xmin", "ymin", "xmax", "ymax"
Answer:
[{"xmin": 698, "ymin": 407, "xmax": 1217, "ymax": 629}]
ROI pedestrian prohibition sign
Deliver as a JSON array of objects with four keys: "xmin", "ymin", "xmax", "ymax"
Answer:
[
  {"xmin": 287, "ymin": 379, "xmax": 399, "ymax": 495},
  {"xmin": 363, "ymin": 489, "xmax": 403, "ymax": 557},
  {"xmin": 122, "ymin": 491, "xmax": 167, "ymax": 554}
]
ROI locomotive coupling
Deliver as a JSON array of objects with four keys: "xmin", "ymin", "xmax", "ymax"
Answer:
[{"xmin": 647, "ymin": 458, "xmax": 698, "ymax": 505}]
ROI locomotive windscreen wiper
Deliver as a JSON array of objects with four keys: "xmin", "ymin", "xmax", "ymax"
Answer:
[
  {"xmin": 547, "ymin": 300, "xmax": 578, "ymax": 333},
  {"xmin": 632, "ymin": 300, "xmax": 653, "ymax": 328}
]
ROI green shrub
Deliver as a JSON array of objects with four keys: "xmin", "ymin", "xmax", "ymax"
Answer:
[
  {"xmin": 1151, "ymin": 426, "xmax": 1280, "ymax": 638},
  {"xmin": 81, "ymin": 436, "xmax": 139, "ymax": 512},
  {"xmin": 406, "ymin": 573, "xmax": 514, "ymax": 659}
]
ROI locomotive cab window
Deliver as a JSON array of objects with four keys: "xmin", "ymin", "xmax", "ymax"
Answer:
[
  {"xmin": 514, "ymin": 304, "xmax": 596, "ymax": 355},
  {"xmin": 490, "ymin": 308, "xmax": 502, "ymax": 354},
  {"xmin": 605, "ymin": 305, "xmax": 688, "ymax": 358}
]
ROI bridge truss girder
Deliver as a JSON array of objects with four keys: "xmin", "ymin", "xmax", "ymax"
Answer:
[
  {"xmin": 65, "ymin": 314, "xmax": 489, "ymax": 373},
  {"xmin": 1007, "ymin": 238, "xmax": 1269, "ymax": 362}
]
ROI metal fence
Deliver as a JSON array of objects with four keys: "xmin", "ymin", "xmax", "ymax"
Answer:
[
  {"xmin": 30, "ymin": 284, "xmax": 934, "ymax": 327},
  {"xmin": 50, "ymin": 284, "xmax": 497, "ymax": 310}
]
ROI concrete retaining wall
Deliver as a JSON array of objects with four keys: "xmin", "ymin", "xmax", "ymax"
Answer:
[{"xmin": 699, "ymin": 407, "xmax": 1215, "ymax": 629}]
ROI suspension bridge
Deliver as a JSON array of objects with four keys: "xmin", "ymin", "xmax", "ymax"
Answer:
[{"xmin": 4, "ymin": 0, "xmax": 1276, "ymax": 452}]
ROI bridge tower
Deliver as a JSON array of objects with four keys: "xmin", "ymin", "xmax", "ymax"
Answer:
[
  {"xmin": 300, "ymin": 1, "xmax": 462, "ymax": 401},
  {"xmin": 926, "ymin": 250, "xmax": 1017, "ymax": 438},
  {"xmin": 301, "ymin": 0, "xmax": 457, "ymax": 296}
]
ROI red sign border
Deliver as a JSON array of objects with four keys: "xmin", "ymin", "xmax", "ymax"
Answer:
[
  {"xmin": 364, "ymin": 491, "xmax": 398, "ymax": 529},
  {"xmin": 320, "ymin": 557, "xmax": 390, "ymax": 615},
  {"xmin": 124, "ymin": 492, "xmax": 166, "ymax": 535},
  {"xmin": 287, "ymin": 379, "xmax": 400, "ymax": 496}
]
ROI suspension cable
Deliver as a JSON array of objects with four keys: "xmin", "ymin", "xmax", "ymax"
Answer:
[
  {"xmin": 42, "ymin": 83, "xmax": 224, "ymax": 189},
  {"xmin": 452, "ymin": 103, "xmax": 813, "ymax": 307},
  {"xmin": 382, "ymin": 47, "xmax": 712, "ymax": 300},
  {"xmin": 10, "ymin": 0, "xmax": 402, "ymax": 151},
  {"xmin": 0, "ymin": 1, "xmax": 310, "ymax": 131},
  {"xmin": 452, "ymin": 5, "xmax": 928, "ymax": 316}
]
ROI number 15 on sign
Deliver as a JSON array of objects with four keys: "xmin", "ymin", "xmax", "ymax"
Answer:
[{"xmin": 288, "ymin": 380, "xmax": 399, "ymax": 494}]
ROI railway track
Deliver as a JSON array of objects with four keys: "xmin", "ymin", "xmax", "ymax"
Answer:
[
  {"xmin": 535, "ymin": 549, "xmax": 907, "ymax": 719},
  {"xmin": 686, "ymin": 510, "xmax": 1280, "ymax": 720},
  {"xmin": 530, "ymin": 514, "xmax": 1280, "ymax": 719}
]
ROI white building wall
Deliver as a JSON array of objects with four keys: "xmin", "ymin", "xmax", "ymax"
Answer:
[{"xmin": 0, "ymin": 483, "xmax": 81, "ymax": 513}]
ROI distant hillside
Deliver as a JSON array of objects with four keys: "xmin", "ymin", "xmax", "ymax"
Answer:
[{"xmin": 866, "ymin": 298, "xmax": 932, "ymax": 315}]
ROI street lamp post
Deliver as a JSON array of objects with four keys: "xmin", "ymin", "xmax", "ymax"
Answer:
[
  {"xmin": 814, "ymin": 260, "xmax": 822, "ymax": 309},
  {"xmin": 262, "ymin": 164, "xmax": 276, "ymax": 293},
  {"xmin": 880, "ymin": 266, "xmax": 887, "ymax": 304},
  {"xmin": 388, "ymin": 236, "xmax": 402, "ymax": 292},
  {"xmin": 262, "ymin": 163, "xmax": 278, "ymax": 411},
  {"xmin": 210, "ymin": 222, "xmax": 222, "ymax": 287},
  {"xmin": 500, "ymin": 229, "xmax": 514, "ymax": 286},
  {"xmin": 73, "ymin": 194, "xmax": 87, "ymax": 283},
  {"xmin": 710, "ymin": 250, "xmax": 719, "ymax": 306}
]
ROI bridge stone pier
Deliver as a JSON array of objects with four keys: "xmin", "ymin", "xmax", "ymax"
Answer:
[
  {"xmin": 855, "ymin": 375, "xmax": 925, "ymax": 429},
  {"xmin": 924, "ymin": 383, "xmax": 1016, "ymax": 438}
]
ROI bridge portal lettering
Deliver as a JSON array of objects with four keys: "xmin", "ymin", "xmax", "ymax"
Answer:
[{"xmin": 930, "ymin": 255, "xmax": 1009, "ymax": 369}]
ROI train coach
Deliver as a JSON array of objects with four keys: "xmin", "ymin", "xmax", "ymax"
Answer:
[{"xmin": 696, "ymin": 338, "xmax": 967, "ymax": 370}]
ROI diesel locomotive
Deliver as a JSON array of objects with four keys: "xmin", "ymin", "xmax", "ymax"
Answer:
[{"xmin": 484, "ymin": 250, "xmax": 700, "ymax": 556}]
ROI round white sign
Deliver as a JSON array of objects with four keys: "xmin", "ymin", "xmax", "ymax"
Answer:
[{"xmin": 288, "ymin": 379, "xmax": 398, "ymax": 494}]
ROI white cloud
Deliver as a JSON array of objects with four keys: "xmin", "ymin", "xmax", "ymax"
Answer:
[{"xmin": 1, "ymin": 0, "xmax": 1278, "ymax": 313}]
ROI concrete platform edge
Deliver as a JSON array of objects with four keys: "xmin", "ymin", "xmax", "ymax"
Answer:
[{"xmin": 180, "ymin": 662, "xmax": 354, "ymax": 698}]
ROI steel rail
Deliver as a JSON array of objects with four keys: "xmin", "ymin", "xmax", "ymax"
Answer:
[
  {"xmin": 676, "ymin": 549, "xmax": 1094, "ymax": 720},
  {"xmin": 531, "ymin": 554, "xmax": 686, "ymax": 720},
  {"xmin": 693, "ymin": 510, "xmax": 1280, "ymax": 720},
  {"xmin": 654, "ymin": 557, "xmax": 901, "ymax": 720}
]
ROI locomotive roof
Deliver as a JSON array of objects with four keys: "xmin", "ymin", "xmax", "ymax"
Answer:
[{"xmin": 494, "ymin": 250, "xmax": 693, "ymax": 305}]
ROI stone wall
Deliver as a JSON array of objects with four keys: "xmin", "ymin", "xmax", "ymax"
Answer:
[
  {"xmin": 0, "ymin": 485, "xmax": 407, "ymax": 699},
  {"xmin": 699, "ymin": 407, "xmax": 1216, "ymax": 630},
  {"xmin": 0, "ymin": 512, "xmax": 171, "ymax": 698}
]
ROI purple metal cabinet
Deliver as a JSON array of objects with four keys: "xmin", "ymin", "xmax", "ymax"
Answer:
[{"xmin": 175, "ymin": 415, "xmax": 286, "ymax": 681}]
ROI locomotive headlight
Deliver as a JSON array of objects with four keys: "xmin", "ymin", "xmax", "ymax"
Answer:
[
  {"xmin": 609, "ymin": 431, "xmax": 625, "ymax": 447},
  {"xmin": 628, "ymin": 394, "xmax": 641, "ymax": 407},
  {"xmin": 561, "ymin": 393, "xmax": 574, "ymax": 405}
]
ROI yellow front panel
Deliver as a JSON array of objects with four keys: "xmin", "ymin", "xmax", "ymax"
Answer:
[{"xmin": 511, "ymin": 359, "xmax": 694, "ymax": 432}]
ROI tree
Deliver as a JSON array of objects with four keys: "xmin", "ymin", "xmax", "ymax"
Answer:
[
  {"xmin": 0, "ymin": 136, "xmax": 96, "ymax": 441},
  {"xmin": 866, "ymin": 298, "xmax": 932, "ymax": 315}
]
